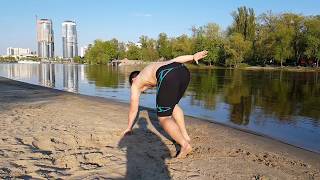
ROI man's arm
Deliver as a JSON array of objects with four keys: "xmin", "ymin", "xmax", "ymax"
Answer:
[
  {"xmin": 170, "ymin": 50, "xmax": 208, "ymax": 64},
  {"xmin": 122, "ymin": 85, "xmax": 140, "ymax": 135}
]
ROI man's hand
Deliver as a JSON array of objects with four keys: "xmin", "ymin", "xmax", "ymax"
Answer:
[
  {"xmin": 121, "ymin": 128, "xmax": 132, "ymax": 137},
  {"xmin": 193, "ymin": 50, "xmax": 208, "ymax": 64}
]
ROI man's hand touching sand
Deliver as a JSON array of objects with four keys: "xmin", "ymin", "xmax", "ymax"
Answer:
[{"xmin": 121, "ymin": 128, "xmax": 132, "ymax": 137}]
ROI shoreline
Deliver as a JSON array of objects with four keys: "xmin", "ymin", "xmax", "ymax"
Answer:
[
  {"xmin": 0, "ymin": 77, "xmax": 319, "ymax": 179},
  {"xmin": 2, "ymin": 61, "xmax": 320, "ymax": 73}
]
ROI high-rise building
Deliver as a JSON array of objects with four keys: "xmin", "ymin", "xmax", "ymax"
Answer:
[
  {"xmin": 37, "ymin": 19, "xmax": 54, "ymax": 59},
  {"xmin": 62, "ymin": 21, "xmax": 78, "ymax": 59},
  {"xmin": 80, "ymin": 46, "xmax": 88, "ymax": 57}
]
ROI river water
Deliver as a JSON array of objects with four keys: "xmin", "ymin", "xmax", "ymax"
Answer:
[{"xmin": 0, "ymin": 63, "xmax": 319, "ymax": 153}]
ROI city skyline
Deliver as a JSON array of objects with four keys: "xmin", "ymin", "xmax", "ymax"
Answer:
[{"xmin": 1, "ymin": 0, "xmax": 320, "ymax": 56}]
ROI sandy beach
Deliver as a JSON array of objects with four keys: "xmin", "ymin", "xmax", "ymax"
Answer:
[{"xmin": 0, "ymin": 77, "xmax": 319, "ymax": 179}]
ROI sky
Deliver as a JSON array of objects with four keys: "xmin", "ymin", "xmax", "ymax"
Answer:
[{"xmin": 0, "ymin": 0, "xmax": 319, "ymax": 56}]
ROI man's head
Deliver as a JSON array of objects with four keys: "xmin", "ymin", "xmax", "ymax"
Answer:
[{"xmin": 129, "ymin": 71, "xmax": 140, "ymax": 85}]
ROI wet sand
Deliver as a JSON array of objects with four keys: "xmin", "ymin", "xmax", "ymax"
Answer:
[{"xmin": 0, "ymin": 77, "xmax": 319, "ymax": 179}]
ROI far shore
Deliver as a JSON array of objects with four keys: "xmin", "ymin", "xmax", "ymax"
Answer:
[
  {"xmin": 0, "ymin": 76, "xmax": 319, "ymax": 179},
  {"xmin": 1, "ymin": 60, "xmax": 319, "ymax": 73}
]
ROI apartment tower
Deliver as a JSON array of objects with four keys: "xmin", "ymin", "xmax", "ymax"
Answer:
[{"xmin": 37, "ymin": 19, "xmax": 54, "ymax": 59}]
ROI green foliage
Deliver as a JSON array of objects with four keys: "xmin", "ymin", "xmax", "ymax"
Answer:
[
  {"xmin": 229, "ymin": 6, "xmax": 256, "ymax": 41},
  {"xmin": 126, "ymin": 43, "xmax": 142, "ymax": 60},
  {"xmin": 80, "ymin": 7, "xmax": 320, "ymax": 68},
  {"xmin": 117, "ymin": 42, "xmax": 127, "ymax": 60},
  {"xmin": 273, "ymin": 21, "xmax": 295, "ymax": 67},
  {"xmin": 171, "ymin": 35, "xmax": 193, "ymax": 57},
  {"xmin": 84, "ymin": 40, "xmax": 118, "ymax": 64},
  {"xmin": 157, "ymin": 33, "xmax": 173, "ymax": 60},
  {"xmin": 192, "ymin": 23, "xmax": 223, "ymax": 66},
  {"xmin": 0, "ymin": 56, "xmax": 17, "ymax": 63},
  {"xmin": 304, "ymin": 16, "xmax": 320, "ymax": 67},
  {"xmin": 225, "ymin": 33, "xmax": 252, "ymax": 67},
  {"xmin": 139, "ymin": 36, "xmax": 159, "ymax": 61},
  {"xmin": 73, "ymin": 56, "xmax": 85, "ymax": 64}
]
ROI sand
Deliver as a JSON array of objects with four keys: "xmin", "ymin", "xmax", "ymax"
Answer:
[{"xmin": 0, "ymin": 77, "xmax": 319, "ymax": 179}]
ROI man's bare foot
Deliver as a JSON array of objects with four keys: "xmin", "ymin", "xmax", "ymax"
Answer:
[{"xmin": 177, "ymin": 143, "xmax": 192, "ymax": 159}]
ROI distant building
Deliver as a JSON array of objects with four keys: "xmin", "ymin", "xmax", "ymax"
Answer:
[
  {"xmin": 124, "ymin": 42, "xmax": 142, "ymax": 51},
  {"xmin": 80, "ymin": 46, "xmax": 88, "ymax": 57},
  {"xmin": 7, "ymin": 47, "xmax": 31, "ymax": 56},
  {"xmin": 37, "ymin": 19, "xmax": 55, "ymax": 59},
  {"xmin": 62, "ymin": 21, "xmax": 78, "ymax": 59},
  {"xmin": 135, "ymin": 42, "xmax": 142, "ymax": 48}
]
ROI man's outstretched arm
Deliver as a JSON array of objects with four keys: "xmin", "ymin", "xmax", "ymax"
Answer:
[
  {"xmin": 122, "ymin": 85, "xmax": 140, "ymax": 136},
  {"xmin": 170, "ymin": 50, "xmax": 208, "ymax": 64}
]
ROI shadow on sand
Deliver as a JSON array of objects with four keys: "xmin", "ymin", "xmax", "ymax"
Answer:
[
  {"xmin": 118, "ymin": 107, "xmax": 175, "ymax": 180},
  {"xmin": 0, "ymin": 77, "xmax": 62, "ymax": 112}
]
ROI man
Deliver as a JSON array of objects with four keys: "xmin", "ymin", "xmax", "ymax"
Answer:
[{"xmin": 122, "ymin": 50, "xmax": 208, "ymax": 158}]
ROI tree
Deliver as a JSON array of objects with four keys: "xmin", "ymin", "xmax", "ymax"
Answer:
[
  {"xmin": 126, "ymin": 43, "xmax": 142, "ymax": 60},
  {"xmin": 254, "ymin": 12, "xmax": 278, "ymax": 65},
  {"xmin": 204, "ymin": 23, "xmax": 223, "ymax": 66},
  {"xmin": 172, "ymin": 35, "xmax": 193, "ymax": 57},
  {"xmin": 281, "ymin": 13, "xmax": 306, "ymax": 64},
  {"xmin": 273, "ymin": 18, "xmax": 295, "ymax": 67},
  {"xmin": 224, "ymin": 33, "xmax": 252, "ymax": 67},
  {"xmin": 304, "ymin": 16, "xmax": 320, "ymax": 67},
  {"xmin": 139, "ymin": 36, "xmax": 159, "ymax": 61},
  {"xmin": 73, "ymin": 56, "xmax": 84, "ymax": 64},
  {"xmin": 228, "ymin": 6, "xmax": 256, "ymax": 64},
  {"xmin": 84, "ymin": 40, "xmax": 118, "ymax": 64},
  {"xmin": 117, "ymin": 42, "xmax": 127, "ymax": 60},
  {"xmin": 229, "ymin": 6, "xmax": 256, "ymax": 41},
  {"xmin": 255, "ymin": 12, "xmax": 296, "ymax": 67},
  {"xmin": 157, "ymin": 33, "xmax": 172, "ymax": 60},
  {"xmin": 192, "ymin": 23, "xmax": 224, "ymax": 66}
]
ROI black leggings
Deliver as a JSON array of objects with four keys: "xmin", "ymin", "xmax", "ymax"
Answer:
[{"xmin": 156, "ymin": 62, "xmax": 190, "ymax": 117}]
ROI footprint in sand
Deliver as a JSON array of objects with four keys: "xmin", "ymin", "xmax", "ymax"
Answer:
[{"xmin": 31, "ymin": 137, "xmax": 54, "ymax": 154}]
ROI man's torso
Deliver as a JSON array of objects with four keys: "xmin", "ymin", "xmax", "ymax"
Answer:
[{"xmin": 135, "ymin": 61, "xmax": 173, "ymax": 90}]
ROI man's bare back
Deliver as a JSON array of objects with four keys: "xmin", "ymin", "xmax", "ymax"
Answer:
[{"xmin": 133, "ymin": 61, "xmax": 173, "ymax": 91}]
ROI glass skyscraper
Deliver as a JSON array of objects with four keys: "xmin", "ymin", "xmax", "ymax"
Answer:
[
  {"xmin": 37, "ymin": 19, "xmax": 54, "ymax": 59},
  {"xmin": 62, "ymin": 21, "xmax": 78, "ymax": 59}
]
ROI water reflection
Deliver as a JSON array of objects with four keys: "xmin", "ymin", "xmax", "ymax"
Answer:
[
  {"xmin": 85, "ymin": 65, "xmax": 121, "ymax": 88},
  {"xmin": 39, "ymin": 64, "xmax": 55, "ymax": 88},
  {"xmin": 4, "ymin": 63, "xmax": 37, "ymax": 80},
  {"xmin": 63, "ymin": 64, "xmax": 79, "ymax": 92},
  {"xmin": 0, "ymin": 63, "xmax": 319, "ymax": 152},
  {"xmin": 188, "ymin": 69, "xmax": 320, "ymax": 123}
]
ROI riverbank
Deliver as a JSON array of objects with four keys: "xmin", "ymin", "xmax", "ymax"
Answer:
[
  {"xmin": 0, "ymin": 77, "xmax": 319, "ymax": 179},
  {"xmin": 186, "ymin": 64, "xmax": 320, "ymax": 72},
  {"xmin": 108, "ymin": 61, "xmax": 320, "ymax": 72}
]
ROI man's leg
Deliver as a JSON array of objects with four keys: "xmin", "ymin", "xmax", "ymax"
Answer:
[
  {"xmin": 172, "ymin": 105, "xmax": 190, "ymax": 142},
  {"xmin": 158, "ymin": 116, "xmax": 192, "ymax": 158}
]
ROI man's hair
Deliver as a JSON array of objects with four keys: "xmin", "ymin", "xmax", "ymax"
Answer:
[{"xmin": 129, "ymin": 71, "xmax": 140, "ymax": 85}]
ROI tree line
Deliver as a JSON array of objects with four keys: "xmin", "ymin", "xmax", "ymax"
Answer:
[
  {"xmin": 0, "ymin": 56, "xmax": 41, "ymax": 62},
  {"xmin": 80, "ymin": 6, "xmax": 320, "ymax": 67}
]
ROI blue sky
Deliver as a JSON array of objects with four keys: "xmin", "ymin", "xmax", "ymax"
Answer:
[{"xmin": 0, "ymin": 0, "xmax": 319, "ymax": 56}]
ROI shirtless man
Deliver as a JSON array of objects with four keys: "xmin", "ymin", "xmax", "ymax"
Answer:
[{"xmin": 122, "ymin": 50, "xmax": 208, "ymax": 158}]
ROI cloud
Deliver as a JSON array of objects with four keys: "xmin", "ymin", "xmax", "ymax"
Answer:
[{"xmin": 132, "ymin": 13, "xmax": 152, "ymax": 17}]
